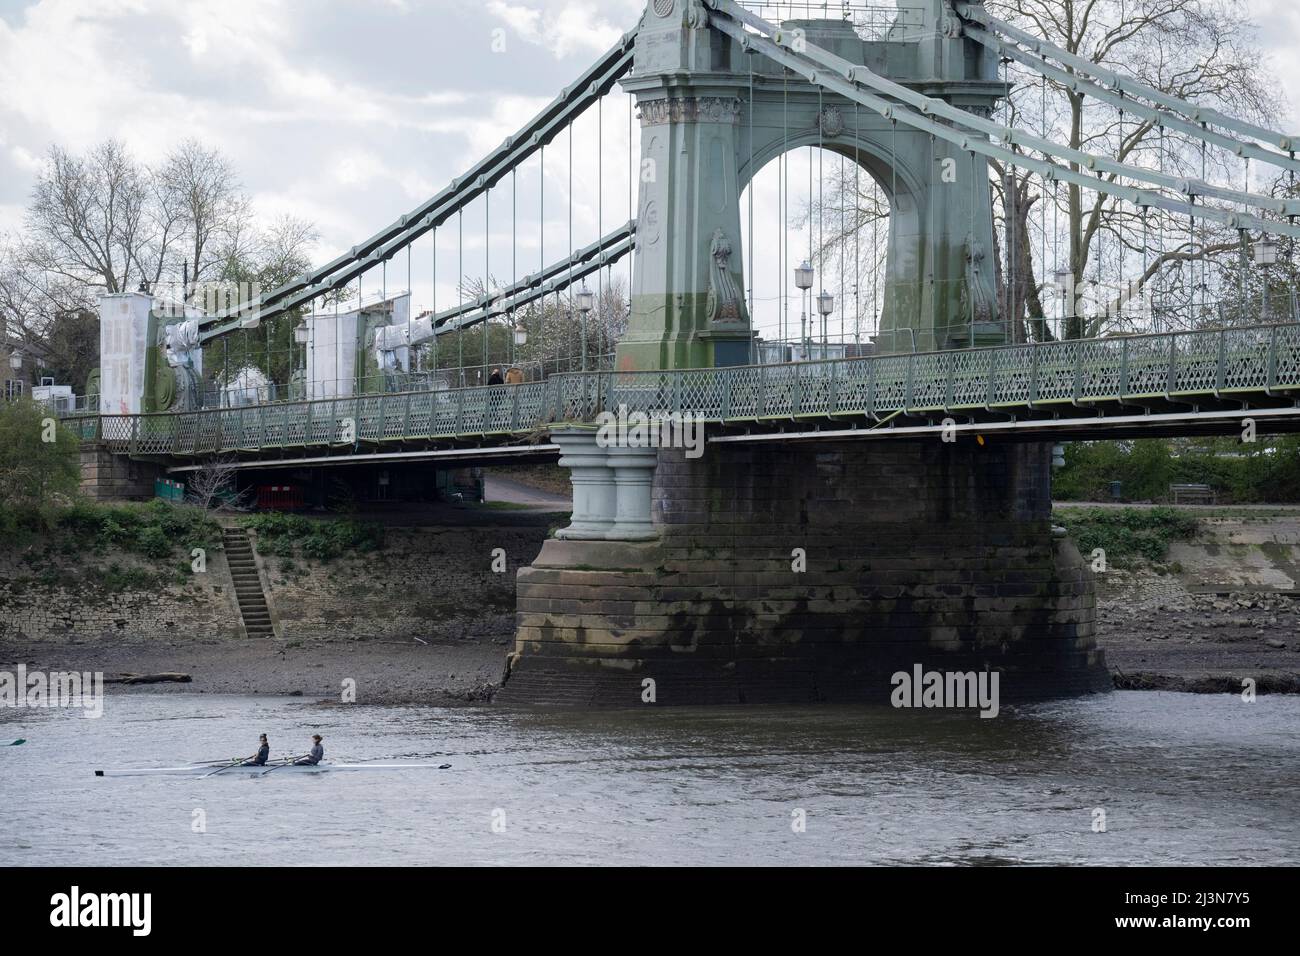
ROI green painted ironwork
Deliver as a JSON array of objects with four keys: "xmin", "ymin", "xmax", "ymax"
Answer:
[{"xmin": 62, "ymin": 323, "xmax": 1300, "ymax": 458}]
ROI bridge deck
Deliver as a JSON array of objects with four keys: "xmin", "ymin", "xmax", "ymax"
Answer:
[{"xmin": 65, "ymin": 324, "xmax": 1300, "ymax": 460}]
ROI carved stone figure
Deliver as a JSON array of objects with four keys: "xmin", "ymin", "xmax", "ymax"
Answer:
[
  {"xmin": 958, "ymin": 234, "xmax": 993, "ymax": 326},
  {"xmin": 706, "ymin": 228, "xmax": 745, "ymax": 325}
]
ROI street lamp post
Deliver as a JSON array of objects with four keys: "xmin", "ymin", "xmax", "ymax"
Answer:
[
  {"xmin": 575, "ymin": 284, "xmax": 594, "ymax": 372},
  {"xmin": 6, "ymin": 350, "xmax": 22, "ymax": 401},
  {"xmin": 795, "ymin": 261, "xmax": 814, "ymax": 358},
  {"xmin": 1252, "ymin": 237, "xmax": 1279, "ymax": 322},
  {"xmin": 1053, "ymin": 267, "xmax": 1071, "ymax": 339},
  {"xmin": 817, "ymin": 291, "xmax": 834, "ymax": 358}
]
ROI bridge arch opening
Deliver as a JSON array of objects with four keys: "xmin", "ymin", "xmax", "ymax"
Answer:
[{"xmin": 739, "ymin": 140, "xmax": 921, "ymax": 359}]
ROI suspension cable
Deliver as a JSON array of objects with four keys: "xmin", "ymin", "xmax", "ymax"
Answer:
[{"xmin": 458, "ymin": 208, "xmax": 464, "ymax": 380}]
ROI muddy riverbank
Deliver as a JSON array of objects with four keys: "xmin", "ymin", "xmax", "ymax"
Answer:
[
  {"xmin": 4, "ymin": 499, "xmax": 1299, "ymax": 701},
  {"xmin": 0, "ymin": 636, "xmax": 507, "ymax": 705},
  {"xmin": 6, "ymin": 577, "xmax": 1298, "ymax": 703}
]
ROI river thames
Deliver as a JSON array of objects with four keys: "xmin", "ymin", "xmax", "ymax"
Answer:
[{"xmin": 1, "ymin": 691, "xmax": 1296, "ymax": 866}]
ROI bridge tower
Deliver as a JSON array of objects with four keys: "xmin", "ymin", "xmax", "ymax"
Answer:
[
  {"xmin": 617, "ymin": 0, "xmax": 1006, "ymax": 371},
  {"xmin": 502, "ymin": 1, "xmax": 1110, "ymax": 708}
]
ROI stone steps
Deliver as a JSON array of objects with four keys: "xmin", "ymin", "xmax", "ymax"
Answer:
[{"xmin": 222, "ymin": 528, "xmax": 276, "ymax": 638}]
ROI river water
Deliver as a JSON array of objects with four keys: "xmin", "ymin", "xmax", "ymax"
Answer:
[{"xmin": 1, "ymin": 691, "xmax": 1297, "ymax": 865}]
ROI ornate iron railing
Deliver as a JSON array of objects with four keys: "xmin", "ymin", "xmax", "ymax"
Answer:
[{"xmin": 62, "ymin": 323, "xmax": 1300, "ymax": 457}]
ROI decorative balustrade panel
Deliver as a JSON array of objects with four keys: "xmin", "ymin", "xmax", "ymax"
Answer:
[
  {"xmin": 1074, "ymin": 339, "xmax": 1122, "ymax": 400},
  {"xmin": 1275, "ymin": 325, "xmax": 1300, "ymax": 386},
  {"xmin": 1124, "ymin": 336, "xmax": 1173, "ymax": 396},
  {"xmin": 1033, "ymin": 341, "xmax": 1079, "ymax": 403}
]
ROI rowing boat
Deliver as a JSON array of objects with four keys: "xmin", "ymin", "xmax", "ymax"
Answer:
[
  {"xmin": 94, "ymin": 762, "xmax": 451, "ymax": 777},
  {"xmin": 3, "ymin": 739, "xmax": 25, "ymax": 747}
]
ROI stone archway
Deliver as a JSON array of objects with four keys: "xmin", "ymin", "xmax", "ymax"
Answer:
[{"xmin": 738, "ymin": 133, "xmax": 927, "ymax": 354}]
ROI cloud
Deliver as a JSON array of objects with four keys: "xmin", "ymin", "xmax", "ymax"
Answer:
[
  {"xmin": 485, "ymin": 0, "xmax": 632, "ymax": 59},
  {"xmin": 1252, "ymin": 0, "xmax": 1300, "ymax": 133}
]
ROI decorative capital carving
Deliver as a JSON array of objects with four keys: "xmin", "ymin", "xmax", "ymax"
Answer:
[{"xmin": 638, "ymin": 96, "xmax": 742, "ymax": 127}]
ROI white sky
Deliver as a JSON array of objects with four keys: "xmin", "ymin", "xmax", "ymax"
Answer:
[{"xmin": 2, "ymin": 0, "xmax": 1298, "ymax": 343}]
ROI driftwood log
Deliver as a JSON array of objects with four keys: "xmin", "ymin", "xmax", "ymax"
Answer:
[{"xmin": 102, "ymin": 673, "xmax": 193, "ymax": 685}]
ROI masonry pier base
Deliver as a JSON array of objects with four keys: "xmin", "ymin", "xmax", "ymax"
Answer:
[{"xmin": 498, "ymin": 433, "xmax": 1111, "ymax": 707}]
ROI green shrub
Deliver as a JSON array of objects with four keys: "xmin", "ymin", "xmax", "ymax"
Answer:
[
  {"xmin": 241, "ymin": 513, "xmax": 383, "ymax": 562},
  {"xmin": 0, "ymin": 500, "xmax": 220, "ymax": 559},
  {"xmin": 0, "ymin": 399, "xmax": 81, "ymax": 504},
  {"xmin": 1056, "ymin": 506, "xmax": 1200, "ymax": 569},
  {"xmin": 96, "ymin": 563, "xmax": 161, "ymax": 592},
  {"xmin": 135, "ymin": 525, "xmax": 171, "ymax": 559}
]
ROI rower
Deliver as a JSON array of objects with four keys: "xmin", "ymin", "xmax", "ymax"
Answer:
[
  {"xmin": 242, "ymin": 734, "xmax": 270, "ymax": 767},
  {"xmin": 295, "ymin": 734, "xmax": 324, "ymax": 766}
]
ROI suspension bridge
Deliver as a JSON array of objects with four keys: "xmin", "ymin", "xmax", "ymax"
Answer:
[{"xmin": 62, "ymin": 0, "xmax": 1300, "ymax": 705}]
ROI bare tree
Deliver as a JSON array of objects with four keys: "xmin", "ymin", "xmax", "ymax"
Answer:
[
  {"xmin": 185, "ymin": 456, "xmax": 251, "ymax": 512},
  {"xmin": 10, "ymin": 139, "xmax": 319, "ymax": 391},
  {"xmin": 21, "ymin": 138, "xmax": 261, "ymax": 301},
  {"xmin": 23, "ymin": 140, "xmax": 176, "ymax": 294},
  {"xmin": 804, "ymin": 1, "xmax": 1282, "ymax": 342},
  {"xmin": 447, "ymin": 274, "xmax": 629, "ymax": 375},
  {"xmin": 989, "ymin": 0, "xmax": 1280, "ymax": 338},
  {"xmin": 159, "ymin": 139, "xmax": 254, "ymax": 294},
  {"xmin": 0, "ymin": 236, "xmax": 88, "ymax": 371}
]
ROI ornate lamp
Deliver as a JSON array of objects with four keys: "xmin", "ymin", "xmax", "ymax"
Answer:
[
  {"xmin": 795, "ymin": 261, "xmax": 814, "ymax": 292},
  {"xmin": 817, "ymin": 291, "xmax": 834, "ymax": 318},
  {"xmin": 1252, "ymin": 238, "xmax": 1279, "ymax": 266}
]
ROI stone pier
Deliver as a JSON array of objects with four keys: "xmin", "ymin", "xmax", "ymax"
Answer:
[
  {"xmin": 498, "ymin": 435, "xmax": 1110, "ymax": 707},
  {"xmin": 79, "ymin": 444, "xmax": 165, "ymax": 501}
]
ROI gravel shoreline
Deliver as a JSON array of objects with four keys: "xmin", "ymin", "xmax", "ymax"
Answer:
[{"xmin": 1096, "ymin": 576, "xmax": 1300, "ymax": 693}]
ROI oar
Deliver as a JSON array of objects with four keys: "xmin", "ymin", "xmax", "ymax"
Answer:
[
  {"xmin": 260, "ymin": 754, "xmax": 309, "ymax": 776},
  {"xmin": 202, "ymin": 756, "xmax": 251, "ymax": 778}
]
